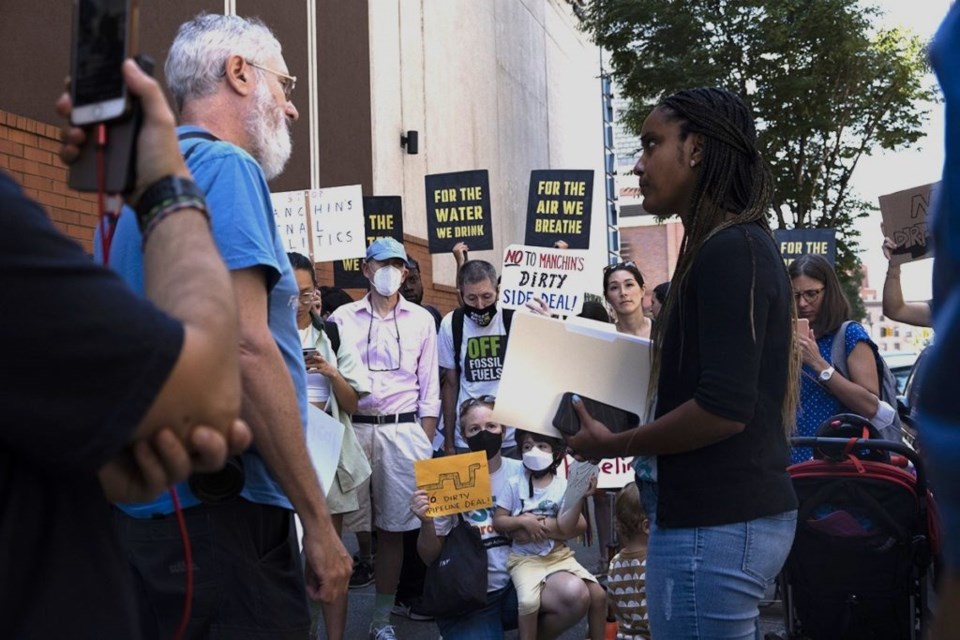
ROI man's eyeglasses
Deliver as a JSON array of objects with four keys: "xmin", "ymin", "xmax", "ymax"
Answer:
[
  {"xmin": 367, "ymin": 310, "xmax": 401, "ymax": 372},
  {"xmin": 246, "ymin": 60, "xmax": 296, "ymax": 100},
  {"xmin": 794, "ymin": 287, "xmax": 825, "ymax": 303}
]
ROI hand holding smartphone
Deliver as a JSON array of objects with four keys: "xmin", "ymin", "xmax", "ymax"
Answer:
[{"xmin": 795, "ymin": 318, "xmax": 810, "ymax": 337}]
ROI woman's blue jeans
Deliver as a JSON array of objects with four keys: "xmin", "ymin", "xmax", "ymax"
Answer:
[
  {"xmin": 435, "ymin": 583, "xmax": 518, "ymax": 640},
  {"xmin": 645, "ymin": 510, "xmax": 797, "ymax": 639}
]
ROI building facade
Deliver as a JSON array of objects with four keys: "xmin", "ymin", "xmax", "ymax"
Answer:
[{"xmin": 0, "ymin": 0, "xmax": 609, "ymax": 312}]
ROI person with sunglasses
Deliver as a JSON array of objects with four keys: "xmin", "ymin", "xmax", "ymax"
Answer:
[
  {"xmin": 329, "ymin": 236, "xmax": 440, "ymax": 640},
  {"xmin": 411, "ymin": 396, "xmax": 590, "ymax": 639},
  {"xmin": 789, "ymin": 253, "xmax": 885, "ymax": 462}
]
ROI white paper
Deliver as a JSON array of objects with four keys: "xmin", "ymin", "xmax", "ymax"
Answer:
[
  {"xmin": 492, "ymin": 312, "xmax": 652, "ymax": 439},
  {"xmin": 561, "ymin": 460, "xmax": 599, "ymax": 514},
  {"xmin": 305, "ymin": 404, "xmax": 345, "ymax": 498}
]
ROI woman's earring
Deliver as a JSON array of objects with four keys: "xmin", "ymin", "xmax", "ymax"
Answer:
[{"xmin": 690, "ymin": 160, "xmax": 697, "ymax": 167}]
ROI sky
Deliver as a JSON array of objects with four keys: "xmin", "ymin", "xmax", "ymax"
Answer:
[{"xmin": 851, "ymin": 0, "xmax": 952, "ymax": 300}]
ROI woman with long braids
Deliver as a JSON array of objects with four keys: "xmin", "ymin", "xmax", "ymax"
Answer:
[{"xmin": 566, "ymin": 87, "xmax": 800, "ymax": 638}]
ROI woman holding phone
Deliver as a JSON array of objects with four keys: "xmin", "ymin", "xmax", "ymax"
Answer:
[
  {"xmin": 288, "ymin": 252, "xmax": 371, "ymax": 640},
  {"xmin": 789, "ymin": 253, "xmax": 884, "ymax": 462},
  {"xmin": 565, "ymin": 87, "xmax": 799, "ymax": 639}
]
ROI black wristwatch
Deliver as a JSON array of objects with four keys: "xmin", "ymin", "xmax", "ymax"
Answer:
[{"xmin": 135, "ymin": 175, "xmax": 207, "ymax": 229}]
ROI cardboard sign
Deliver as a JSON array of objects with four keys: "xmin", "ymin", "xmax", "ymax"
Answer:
[
  {"xmin": 271, "ymin": 190, "xmax": 310, "ymax": 255},
  {"xmin": 492, "ymin": 313, "xmax": 652, "ymax": 440},
  {"xmin": 560, "ymin": 460, "xmax": 600, "ymax": 513},
  {"xmin": 499, "ymin": 244, "xmax": 590, "ymax": 315},
  {"xmin": 879, "ymin": 182, "xmax": 938, "ymax": 266},
  {"xmin": 524, "ymin": 170, "xmax": 594, "ymax": 249},
  {"xmin": 773, "ymin": 228, "xmax": 837, "ymax": 266},
  {"xmin": 308, "ymin": 184, "xmax": 366, "ymax": 262},
  {"xmin": 424, "ymin": 170, "xmax": 493, "ymax": 253},
  {"xmin": 334, "ymin": 196, "xmax": 405, "ymax": 288},
  {"xmin": 415, "ymin": 451, "xmax": 493, "ymax": 518}
]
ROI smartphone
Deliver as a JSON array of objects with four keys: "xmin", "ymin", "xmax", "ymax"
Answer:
[
  {"xmin": 796, "ymin": 318, "xmax": 809, "ymax": 337},
  {"xmin": 70, "ymin": 0, "xmax": 139, "ymax": 125},
  {"xmin": 552, "ymin": 392, "xmax": 640, "ymax": 437},
  {"xmin": 302, "ymin": 347, "xmax": 318, "ymax": 360}
]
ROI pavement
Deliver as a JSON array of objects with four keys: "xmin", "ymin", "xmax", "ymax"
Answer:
[{"xmin": 324, "ymin": 520, "xmax": 788, "ymax": 640}]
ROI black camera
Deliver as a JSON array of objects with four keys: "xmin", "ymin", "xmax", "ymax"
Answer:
[{"xmin": 188, "ymin": 455, "xmax": 245, "ymax": 503}]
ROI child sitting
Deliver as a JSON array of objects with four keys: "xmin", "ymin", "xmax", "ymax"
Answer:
[
  {"xmin": 606, "ymin": 482, "xmax": 650, "ymax": 640},
  {"xmin": 493, "ymin": 429, "xmax": 606, "ymax": 640}
]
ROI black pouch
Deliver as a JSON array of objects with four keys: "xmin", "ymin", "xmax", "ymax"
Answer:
[{"xmin": 419, "ymin": 513, "xmax": 488, "ymax": 617}]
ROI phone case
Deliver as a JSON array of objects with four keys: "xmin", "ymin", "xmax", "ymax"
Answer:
[{"xmin": 552, "ymin": 392, "xmax": 640, "ymax": 437}]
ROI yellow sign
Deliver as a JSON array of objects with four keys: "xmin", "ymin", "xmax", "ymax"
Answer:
[{"xmin": 414, "ymin": 451, "xmax": 492, "ymax": 518}]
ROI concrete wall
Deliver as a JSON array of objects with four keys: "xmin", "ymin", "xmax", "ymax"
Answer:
[{"xmin": 368, "ymin": 0, "xmax": 608, "ymax": 289}]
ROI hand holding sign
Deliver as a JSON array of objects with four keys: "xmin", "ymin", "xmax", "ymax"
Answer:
[
  {"xmin": 414, "ymin": 451, "xmax": 492, "ymax": 518},
  {"xmin": 560, "ymin": 460, "xmax": 599, "ymax": 516}
]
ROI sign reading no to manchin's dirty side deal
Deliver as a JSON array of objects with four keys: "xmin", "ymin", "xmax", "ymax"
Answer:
[
  {"xmin": 334, "ymin": 196, "xmax": 405, "ymax": 289},
  {"xmin": 424, "ymin": 170, "xmax": 493, "ymax": 254},
  {"xmin": 524, "ymin": 169, "xmax": 594, "ymax": 249}
]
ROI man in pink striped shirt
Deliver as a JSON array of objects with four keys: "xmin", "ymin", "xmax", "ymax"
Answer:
[{"xmin": 329, "ymin": 237, "xmax": 440, "ymax": 640}]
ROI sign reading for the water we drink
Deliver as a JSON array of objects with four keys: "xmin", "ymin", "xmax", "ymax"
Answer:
[{"xmin": 424, "ymin": 170, "xmax": 493, "ymax": 254}]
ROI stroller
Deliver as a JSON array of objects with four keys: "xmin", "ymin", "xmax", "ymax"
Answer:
[{"xmin": 779, "ymin": 414, "xmax": 939, "ymax": 640}]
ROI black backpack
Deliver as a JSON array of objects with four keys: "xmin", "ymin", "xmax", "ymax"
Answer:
[
  {"xmin": 451, "ymin": 307, "xmax": 513, "ymax": 380},
  {"xmin": 829, "ymin": 321, "xmax": 902, "ymax": 442},
  {"xmin": 310, "ymin": 314, "xmax": 341, "ymax": 354}
]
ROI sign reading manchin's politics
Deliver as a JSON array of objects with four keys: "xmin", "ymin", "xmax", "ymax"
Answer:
[
  {"xmin": 499, "ymin": 244, "xmax": 589, "ymax": 316},
  {"xmin": 773, "ymin": 228, "xmax": 837, "ymax": 266},
  {"xmin": 524, "ymin": 169, "xmax": 594, "ymax": 249},
  {"xmin": 424, "ymin": 170, "xmax": 494, "ymax": 254},
  {"xmin": 879, "ymin": 182, "xmax": 938, "ymax": 267},
  {"xmin": 334, "ymin": 196, "xmax": 405, "ymax": 289}
]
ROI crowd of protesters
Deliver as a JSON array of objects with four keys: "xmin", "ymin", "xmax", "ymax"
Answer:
[{"xmin": 4, "ymin": 5, "xmax": 960, "ymax": 640}]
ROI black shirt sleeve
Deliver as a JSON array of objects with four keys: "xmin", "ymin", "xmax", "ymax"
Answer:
[
  {"xmin": 691, "ymin": 227, "xmax": 771, "ymax": 424},
  {"xmin": 0, "ymin": 173, "xmax": 184, "ymax": 474}
]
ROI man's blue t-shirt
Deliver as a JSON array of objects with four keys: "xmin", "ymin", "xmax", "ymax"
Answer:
[{"xmin": 98, "ymin": 125, "xmax": 307, "ymax": 515}]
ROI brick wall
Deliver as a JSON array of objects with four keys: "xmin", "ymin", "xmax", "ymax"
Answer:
[
  {"xmin": 619, "ymin": 221, "xmax": 683, "ymax": 289},
  {"xmin": 0, "ymin": 110, "xmax": 99, "ymax": 252}
]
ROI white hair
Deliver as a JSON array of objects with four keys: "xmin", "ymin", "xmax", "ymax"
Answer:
[{"xmin": 164, "ymin": 13, "xmax": 282, "ymax": 112}]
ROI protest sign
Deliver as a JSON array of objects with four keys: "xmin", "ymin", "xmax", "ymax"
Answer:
[
  {"xmin": 499, "ymin": 244, "xmax": 589, "ymax": 316},
  {"xmin": 308, "ymin": 184, "xmax": 366, "ymax": 263},
  {"xmin": 560, "ymin": 460, "xmax": 599, "ymax": 514},
  {"xmin": 334, "ymin": 196, "xmax": 405, "ymax": 288},
  {"xmin": 424, "ymin": 170, "xmax": 493, "ymax": 253},
  {"xmin": 524, "ymin": 170, "xmax": 594, "ymax": 249},
  {"xmin": 271, "ymin": 190, "xmax": 310, "ymax": 255},
  {"xmin": 879, "ymin": 182, "xmax": 938, "ymax": 266},
  {"xmin": 415, "ymin": 451, "xmax": 493, "ymax": 518},
  {"xmin": 773, "ymin": 228, "xmax": 837, "ymax": 266},
  {"xmin": 558, "ymin": 455, "xmax": 634, "ymax": 490}
]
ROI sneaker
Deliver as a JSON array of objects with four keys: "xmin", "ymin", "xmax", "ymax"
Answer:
[
  {"xmin": 369, "ymin": 623, "xmax": 397, "ymax": 640},
  {"xmin": 391, "ymin": 597, "xmax": 434, "ymax": 622},
  {"xmin": 349, "ymin": 559, "xmax": 375, "ymax": 589}
]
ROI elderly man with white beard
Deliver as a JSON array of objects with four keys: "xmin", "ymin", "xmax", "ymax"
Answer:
[{"xmin": 100, "ymin": 13, "xmax": 351, "ymax": 638}]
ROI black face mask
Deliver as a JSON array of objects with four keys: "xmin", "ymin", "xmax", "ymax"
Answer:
[
  {"xmin": 463, "ymin": 302, "xmax": 498, "ymax": 327},
  {"xmin": 465, "ymin": 430, "xmax": 502, "ymax": 460}
]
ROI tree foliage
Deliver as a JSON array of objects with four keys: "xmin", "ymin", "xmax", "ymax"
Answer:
[{"xmin": 582, "ymin": 0, "xmax": 936, "ymax": 318}]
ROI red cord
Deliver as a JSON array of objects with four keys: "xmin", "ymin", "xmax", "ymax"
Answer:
[
  {"xmin": 170, "ymin": 488, "xmax": 193, "ymax": 640},
  {"xmin": 95, "ymin": 123, "xmax": 119, "ymax": 264},
  {"xmin": 96, "ymin": 125, "xmax": 193, "ymax": 639}
]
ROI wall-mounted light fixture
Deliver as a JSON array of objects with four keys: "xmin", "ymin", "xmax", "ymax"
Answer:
[{"xmin": 400, "ymin": 130, "xmax": 419, "ymax": 155}]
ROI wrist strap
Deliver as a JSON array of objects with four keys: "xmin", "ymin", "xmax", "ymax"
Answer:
[{"xmin": 135, "ymin": 175, "xmax": 209, "ymax": 233}]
